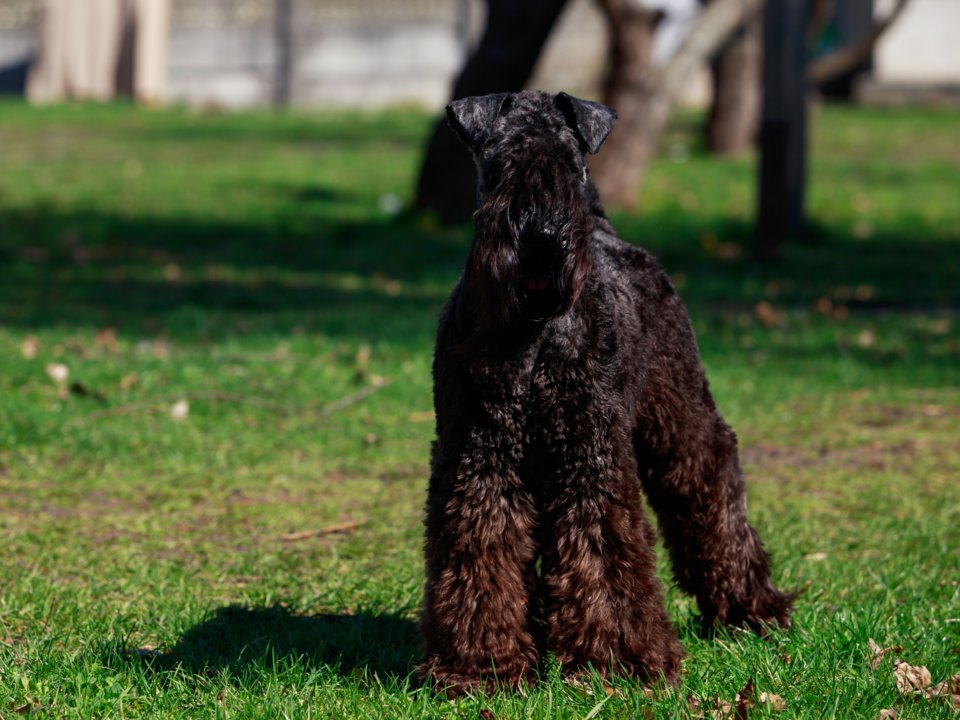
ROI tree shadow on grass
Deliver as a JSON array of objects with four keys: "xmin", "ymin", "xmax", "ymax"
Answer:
[
  {"xmin": 0, "ymin": 205, "xmax": 466, "ymax": 342},
  {"xmin": 122, "ymin": 605, "xmax": 420, "ymax": 686}
]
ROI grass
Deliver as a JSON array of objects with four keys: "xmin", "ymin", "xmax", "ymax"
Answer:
[{"xmin": 0, "ymin": 99, "xmax": 958, "ymax": 719}]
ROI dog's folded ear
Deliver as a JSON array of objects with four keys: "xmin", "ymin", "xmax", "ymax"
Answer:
[
  {"xmin": 446, "ymin": 93, "xmax": 511, "ymax": 155},
  {"xmin": 555, "ymin": 92, "xmax": 617, "ymax": 155}
]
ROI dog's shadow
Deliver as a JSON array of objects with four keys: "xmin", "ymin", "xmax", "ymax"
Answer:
[{"xmin": 125, "ymin": 605, "xmax": 420, "ymax": 685}]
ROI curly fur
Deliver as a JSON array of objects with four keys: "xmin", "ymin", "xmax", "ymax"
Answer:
[{"xmin": 420, "ymin": 90, "xmax": 792, "ymax": 696}]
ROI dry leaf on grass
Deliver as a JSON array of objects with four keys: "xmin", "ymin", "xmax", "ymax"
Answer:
[
  {"xmin": 758, "ymin": 691, "xmax": 787, "ymax": 711},
  {"xmin": 923, "ymin": 673, "xmax": 960, "ymax": 709},
  {"xmin": 94, "ymin": 327, "xmax": 120, "ymax": 353},
  {"xmin": 754, "ymin": 301, "xmax": 780, "ymax": 327},
  {"xmin": 706, "ymin": 679, "xmax": 754, "ymax": 720},
  {"xmin": 170, "ymin": 399, "xmax": 189, "ymax": 421},
  {"xmin": 20, "ymin": 336, "xmax": 40, "ymax": 359},
  {"xmin": 878, "ymin": 709, "xmax": 897, "ymax": 719},
  {"xmin": 893, "ymin": 659, "xmax": 931, "ymax": 694},
  {"xmin": 45, "ymin": 362, "xmax": 69, "ymax": 384},
  {"xmin": 868, "ymin": 638, "xmax": 904, "ymax": 670}
]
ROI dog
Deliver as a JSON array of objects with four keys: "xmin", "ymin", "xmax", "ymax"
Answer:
[{"xmin": 419, "ymin": 90, "xmax": 792, "ymax": 695}]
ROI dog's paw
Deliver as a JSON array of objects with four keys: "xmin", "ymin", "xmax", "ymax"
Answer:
[
  {"xmin": 417, "ymin": 657, "xmax": 536, "ymax": 697},
  {"xmin": 702, "ymin": 583, "xmax": 795, "ymax": 635}
]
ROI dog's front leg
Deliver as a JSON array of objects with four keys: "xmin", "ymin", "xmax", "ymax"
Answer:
[
  {"xmin": 539, "ymin": 410, "xmax": 683, "ymax": 686},
  {"xmin": 419, "ymin": 422, "xmax": 540, "ymax": 696}
]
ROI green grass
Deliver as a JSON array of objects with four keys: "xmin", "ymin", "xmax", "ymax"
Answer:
[{"xmin": 1, "ymin": 100, "xmax": 958, "ymax": 719}]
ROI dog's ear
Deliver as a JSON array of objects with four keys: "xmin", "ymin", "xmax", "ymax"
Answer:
[
  {"xmin": 446, "ymin": 93, "xmax": 511, "ymax": 154},
  {"xmin": 555, "ymin": 92, "xmax": 617, "ymax": 155}
]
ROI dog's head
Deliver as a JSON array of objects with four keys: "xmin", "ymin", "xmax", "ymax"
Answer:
[{"xmin": 446, "ymin": 90, "xmax": 616, "ymax": 326}]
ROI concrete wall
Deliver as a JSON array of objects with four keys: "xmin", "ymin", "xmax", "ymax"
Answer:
[
  {"xmin": 1, "ymin": 0, "xmax": 958, "ymax": 109},
  {"xmin": 874, "ymin": 0, "xmax": 960, "ymax": 83}
]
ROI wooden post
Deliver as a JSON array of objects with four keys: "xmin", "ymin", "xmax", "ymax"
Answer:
[{"xmin": 755, "ymin": 0, "xmax": 810, "ymax": 259}]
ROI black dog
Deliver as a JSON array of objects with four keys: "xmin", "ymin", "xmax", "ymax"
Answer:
[{"xmin": 420, "ymin": 90, "xmax": 792, "ymax": 695}]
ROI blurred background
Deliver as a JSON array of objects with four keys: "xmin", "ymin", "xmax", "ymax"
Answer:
[{"xmin": 2, "ymin": 0, "xmax": 958, "ymax": 108}]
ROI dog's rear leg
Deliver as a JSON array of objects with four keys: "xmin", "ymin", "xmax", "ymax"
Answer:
[{"xmin": 635, "ymin": 364, "xmax": 793, "ymax": 633}]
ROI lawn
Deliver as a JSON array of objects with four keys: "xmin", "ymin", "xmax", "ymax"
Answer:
[{"xmin": 0, "ymin": 100, "xmax": 958, "ymax": 718}]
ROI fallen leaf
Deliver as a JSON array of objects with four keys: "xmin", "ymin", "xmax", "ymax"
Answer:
[
  {"xmin": 136, "ymin": 338, "xmax": 170, "ymax": 359},
  {"xmin": 170, "ymin": 399, "xmax": 189, "ymax": 421},
  {"xmin": 45, "ymin": 362, "xmax": 69, "ymax": 384},
  {"xmin": 754, "ymin": 301, "xmax": 780, "ymax": 328},
  {"xmin": 923, "ymin": 673, "xmax": 960, "ymax": 708},
  {"xmin": 20, "ymin": 336, "xmax": 40, "ymax": 359},
  {"xmin": 878, "ymin": 710, "xmax": 897, "ymax": 719},
  {"xmin": 119, "ymin": 372, "xmax": 140, "ymax": 391},
  {"xmin": 893, "ymin": 659, "xmax": 931, "ymax": 694},
  {"xmin": 712, "ymin": 700, "xmax": 734, "ymax": 720},
  {"xmin": 94, "ymin": 327, "xmax": 119, "ymax": 352},
  {"xmin": 857, "ymin": 329, "xmax": 876, "ymax": 348},
  {"xmin": 868, "ymin": 639, "xmax": 903, "ymax": 670},
  {"xmin": 707, "ymin": 680, "xmax": 756, "ymax": 719},
  {"xmin": 759, "ymin": 691, "xmax": 787, "ymax": 711},
  {"xmin": 804, "ymin": 552, "xmax": 828, "ymax": 561}
]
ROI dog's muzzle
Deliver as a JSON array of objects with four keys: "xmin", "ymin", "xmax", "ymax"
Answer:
[{"xmin": 518, "ymin": 231, "xmax": 568, "ymax": 321}]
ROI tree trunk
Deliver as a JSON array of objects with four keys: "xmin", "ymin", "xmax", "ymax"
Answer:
[
  {"xmin": 706, "ymin": 4, "xmax": 762, "ymax": 155},
  {"xmin": 590, "ymin": 0, "xmax": 665, "ymax": 208},
  {"xmin": 415, "ymin": 0, "xmax": 569, "ymax": 224},
  {"xmin": 755, "ymin": 0, "xmax": 810, "ymax": 260},
  {"xmin": 591, "ymin": 0, "xmax": 763, "ymax": 208}
]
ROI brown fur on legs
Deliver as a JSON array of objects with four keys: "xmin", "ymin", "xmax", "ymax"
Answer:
[{"xmin": 420, "ymin": 90, "xmax": 792, "ymax": 696}]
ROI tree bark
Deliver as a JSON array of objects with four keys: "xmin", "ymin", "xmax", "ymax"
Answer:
[
  {"xmin": 706, "ymin": 3, "xmax": 762, "ymax": 155},
  {"xmin": 590, "ymin": 0, "xmax": 665, "ymax": 208},
  {"xmin": 415, "ymin": 0, "xmax": 569, "ymax": 224},
  {"xmin": 755, "ymin": 0, "xmax": 811, "ymax": 260},
  {"xmin": 591, "ymin": 0, "xmax": 764, "ymax": 208}
]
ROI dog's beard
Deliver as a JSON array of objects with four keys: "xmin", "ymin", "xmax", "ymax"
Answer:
[
  {"xmin": 469, "ymin": 199, "xmax": 591, "ymax": 330},
  {"xmin": 517, "ymin": 245, "xmax": 566, "ymax": 322}
]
